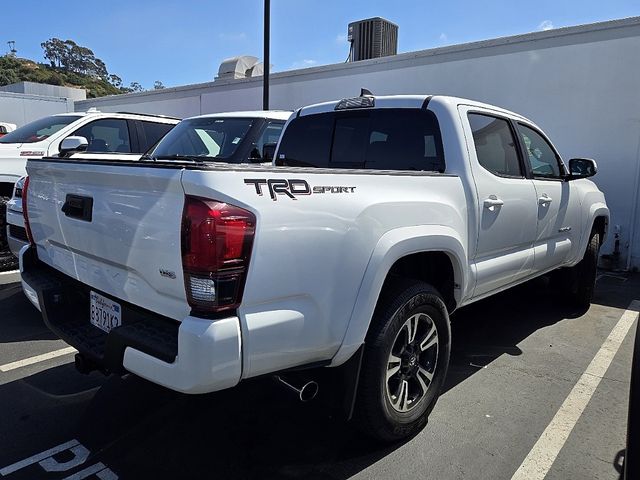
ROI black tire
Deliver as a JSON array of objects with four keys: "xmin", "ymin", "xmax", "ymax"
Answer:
[
  {"xmin": 556, "ymin": 230, "xmax": 600, "ymax": 308},
  {"xmin": 355, "ymin": 279, "xmax": 451, "ymax": 442}
]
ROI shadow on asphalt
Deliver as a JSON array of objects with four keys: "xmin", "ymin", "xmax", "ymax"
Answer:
[
  {"xmin": 445, "ymin": 276, "xmax": 583, "ymax": 395},
  {"xmin": 0, "ymin": 273, "xmax": 637, "ymax": 479},
  {"xmin": 0, "ymin": 283, "xmax": 58, "ymax": 343},
  {"xmin": 445, "ymin": 273, "xmax": 638, "ymax": 395}
]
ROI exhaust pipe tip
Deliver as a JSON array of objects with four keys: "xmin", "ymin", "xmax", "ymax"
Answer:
[
  {"xmin": 274, "ymin": 375, "xmax": 319, "ymax": 402},
  {"xmin": 299, "ymin": 381, "xmax": 319, "ymax": 402}
]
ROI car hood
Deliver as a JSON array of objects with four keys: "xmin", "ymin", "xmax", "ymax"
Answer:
[{"xmin": 0, "ymin": 143, "xmax": 24, "ymax": 154}]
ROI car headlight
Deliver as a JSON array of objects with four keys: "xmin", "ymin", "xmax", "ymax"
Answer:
[{"xmin": 13, "ymin": 176, "xmax": 26, "ymax": 198}]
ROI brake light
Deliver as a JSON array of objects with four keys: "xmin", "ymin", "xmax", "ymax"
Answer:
[
  {"xmin": 181, "ymin": 196, "xmax": 256, "ymax": 314},
  {"xmin": 22, "ymin": 176, "xmax": 35, "ymax": 246}
]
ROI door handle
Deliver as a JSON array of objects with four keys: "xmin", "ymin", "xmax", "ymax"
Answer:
[
  {"xmin": 538, "ymin": 195, "xmax": 553, "ymax": 206},
  {"xmin": 483, "ymin": 196, "xmax": 504, "ymax": 209}
]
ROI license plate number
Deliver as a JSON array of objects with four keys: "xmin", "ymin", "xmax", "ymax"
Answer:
[{"xmin": 89, "ymin": 291, "xmax": 122, "ymax": 333}]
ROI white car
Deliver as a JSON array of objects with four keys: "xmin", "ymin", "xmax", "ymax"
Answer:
[
  {"xmin": 20, "ymin": 95, "xmax": 607, "ymax": 441},
  {"xmin": 1, "ymin": 110, "xmax": 180, "ymax": 264}
]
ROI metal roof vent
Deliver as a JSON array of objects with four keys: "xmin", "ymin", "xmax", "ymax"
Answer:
[
  {"xmin": 215, "ymin": 55, "xmax": 259, "ymax": 81},
  {"xmin": 347, "ymin": 17, "xmax": 398, "ymax": 62},
  {"xmin": 248, "ymin": 62, "xmax": 264, "ymax": 77}
]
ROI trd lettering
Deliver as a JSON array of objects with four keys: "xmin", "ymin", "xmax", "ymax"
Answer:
[
  {"xmin": 312, "ymin": 186, "xmax": 357, "ymax": 194},
  {"xmin": 244, "ymin": 178, "xmax": 355, "ymax": 201}
]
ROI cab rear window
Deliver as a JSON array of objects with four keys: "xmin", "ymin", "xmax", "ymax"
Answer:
[{"xmin": 276, "ymin": 109, "xmax": 445, "ymax": 172}]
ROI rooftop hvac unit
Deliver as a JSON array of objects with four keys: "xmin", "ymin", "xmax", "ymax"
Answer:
[
  {"xmin": 215, "ymin": 56, "xmax": 259, "ymax": 81},
  {"xmin": 348, "ymin": 17, "xmax": 398, "ymax": 62}
]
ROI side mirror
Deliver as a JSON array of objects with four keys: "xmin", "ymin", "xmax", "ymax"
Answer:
[
  {"xmin": 262, "ymin": 143, "xmax": 277, "ymax": 162},
  {"xmin": 568, "ymin": 158, "xmax": 597, "ymax": 179},
  {"xmin": 59, "ymin": 136, "xmax": 88, "ymax": 157}
]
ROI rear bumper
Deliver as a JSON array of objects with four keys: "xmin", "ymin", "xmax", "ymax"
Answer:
[{"xmin": 20, "ymin": 247, "xmax": 242, "ymax": 394}]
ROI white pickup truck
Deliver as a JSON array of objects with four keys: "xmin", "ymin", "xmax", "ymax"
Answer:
[{"xmin": 20, "ymin": 94, "xmax": 608, "ymax": 441}]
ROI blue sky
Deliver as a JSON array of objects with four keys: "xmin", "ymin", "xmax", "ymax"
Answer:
[{"xmin": 2, "ymin": 0, "xmax": 639, "ymax": 89}]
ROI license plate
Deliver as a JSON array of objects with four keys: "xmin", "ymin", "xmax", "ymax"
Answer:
[{"xmin": 89, "ymin": 290, "xmax": 122, "ymax": 333}]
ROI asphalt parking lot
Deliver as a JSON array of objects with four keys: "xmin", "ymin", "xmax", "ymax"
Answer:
[{"xmin": 0, "ymin": 272, "xmax": 637, "ymax": 480}]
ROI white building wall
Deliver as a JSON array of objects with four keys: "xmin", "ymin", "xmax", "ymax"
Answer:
[
  {"xmin": 0, "ymin": 92, "xmax": 74, "ymax": 127},
  {"xmin": 77, "ymin": 17, "xmax": 640, "ymax": 269}
]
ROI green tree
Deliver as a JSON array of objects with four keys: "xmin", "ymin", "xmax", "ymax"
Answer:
[
  {"xmin": 153, "ymin": 80, "xmax": 165, "ymax": 90},
  {"xmin": 128, "ymin": 81, "xmax": 144, "ymax": 92},
  {"xmin": 41, "ymin": 38, "xmax": 67, "ymax": 68},
  {"xmin": 108, "ymin": 74, "xmax": 123, "ymax": 88},
  {"xmin": 7, "ymin": 37, "xmax": 139, "ymax": 98},
  {"xmin": 0, "ymin": 56, "xmax": 20, "ymax": 86},
  {"xmin": 41, "ymin": 38, "xmax": 110, "ymax": 78}
]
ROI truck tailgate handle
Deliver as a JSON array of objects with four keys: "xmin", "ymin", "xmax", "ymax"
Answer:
[{"xmin": 61, "ymin": 194, "xmax": 93, "ymax": 222}]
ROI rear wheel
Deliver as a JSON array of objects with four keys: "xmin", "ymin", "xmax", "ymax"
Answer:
[
  {"xmin": 355, "ymin": 279, "xmax": 451, "ymax": 442},
  {"xmin": 555, "ymin": 230, "xmax": 600, "ymax": 308}
]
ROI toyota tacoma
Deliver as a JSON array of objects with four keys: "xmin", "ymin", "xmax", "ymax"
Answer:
[{"xmin": 19, "ymin": 94, "xmax": 608, "ymax": 441}]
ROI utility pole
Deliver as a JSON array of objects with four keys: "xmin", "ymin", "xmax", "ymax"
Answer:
[{"xmin": 263, "ymin": 0, "xmax": 270, "ymax": 110}]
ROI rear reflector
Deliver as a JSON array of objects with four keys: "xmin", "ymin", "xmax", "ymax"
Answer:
[{"xmin": 181, "ymin": 196, "xmax": 256, "ymax": 313}]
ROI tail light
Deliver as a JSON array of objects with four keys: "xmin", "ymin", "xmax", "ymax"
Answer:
[
  {"xmin": 22, "ymin": 175, "xmax": 35, "ymax": 246},
  {"xmin": 181, "ymin": 196, "xmax": 256, "ymax": 314}
]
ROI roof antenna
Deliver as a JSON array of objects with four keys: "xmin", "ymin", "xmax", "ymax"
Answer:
[{"xmin": 360, "ymin": 88, "xmax": 373, "ymax": 97}]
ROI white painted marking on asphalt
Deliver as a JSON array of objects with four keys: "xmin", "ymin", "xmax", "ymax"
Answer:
[
  {"xmin": 511, "ymin": 300, "xmax": 640, "ymax": 480},
  {"xmin": 0, "ymin": 439, "xmax": 79, "ymax": 476},
  {"xmin": 62, "ymin": 462, "xmax": 119, "ymax": 480},
  {"xmin": 0, "ymin": 346, "xmax": 77, "ymax": 372},
  {"xmin": 40, "ymin": 444, "xmax": 89, "ymax": 472},
  {"xmin": 0, "ymin": 270, "xmax": 20, "ymax": 285}
]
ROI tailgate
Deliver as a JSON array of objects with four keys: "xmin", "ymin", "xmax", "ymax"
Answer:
[{"xmin": 26, "ymin": 160, "xmax": 189, "ymax": 321}]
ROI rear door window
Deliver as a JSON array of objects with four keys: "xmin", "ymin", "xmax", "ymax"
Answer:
[
  {"xmin": 468, "ymin": 113, "xmax": 523, "ymax": 177},
  {"xmin": 140, "ymin": 121, "xmax": 175, "ymax": 151}
]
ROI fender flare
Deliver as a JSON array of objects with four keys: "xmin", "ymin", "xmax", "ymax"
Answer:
[
  {"xmin": 331, "ymin": 225, "xmax": 468, "ymax": 366},
  {"xmin": 575, "ymin": 203, "xmax": 609, "ymax": 263}
]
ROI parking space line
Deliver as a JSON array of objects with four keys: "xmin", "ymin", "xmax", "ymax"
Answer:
[
  {"xmin": 0, "ymin": 439, "xmax": 79, "ymax": 476},
  {"xmin": 511, "ymin": 300, "xmax": 640, "ymax": 480},
  {"xmin": 62, "ymin": 462, "xmax": 118, "ymax": 480},
  {"xmin": 0, "ymin": 270, "xmax": 20, "ymax": 286},
  {"xmin": 0, "ymin": 346, "xmax": 77, "ymax": 372}
]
